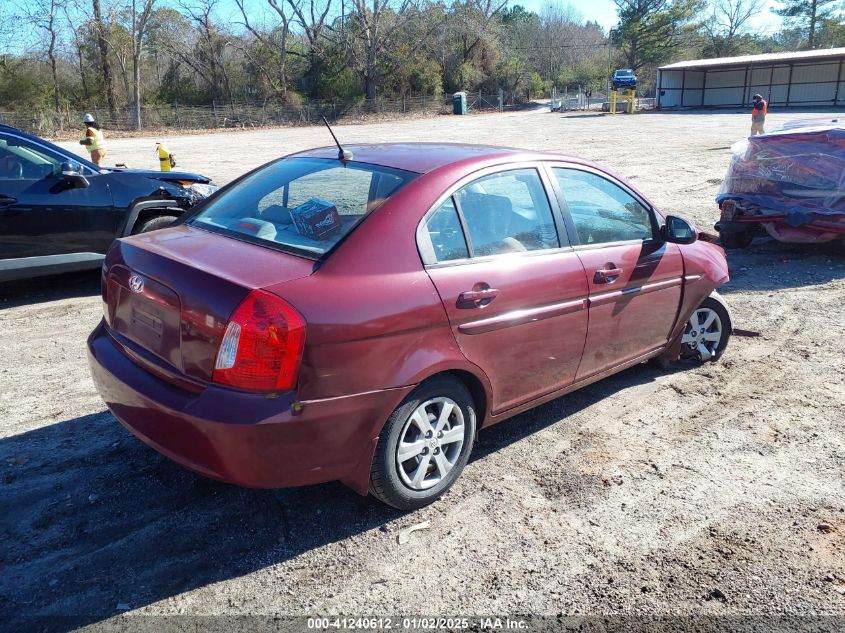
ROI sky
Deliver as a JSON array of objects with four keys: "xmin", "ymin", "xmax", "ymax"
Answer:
[
  {"xmin": 509, "ymin": 0, "xmax": 784, "ymax": 34},
  {"xmin": 217, "ymin": 0, "xmax": 785, "ymax": 38},
  {"xmin": 9, "ymin": 0, "xmax": 787, "ymax": 56}
]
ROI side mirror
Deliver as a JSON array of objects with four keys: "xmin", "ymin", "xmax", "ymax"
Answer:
[
  {"xmin": 61, "ymin": 162, "xmax": 89, "ymax": 188},
  {"xmin": 661, "ymin": 215, "xmax": 697, "ymax": 244}
]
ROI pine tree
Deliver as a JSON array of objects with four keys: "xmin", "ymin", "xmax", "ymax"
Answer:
[{"xmin": 772, "ymin": 0, "xmax": 839, "ymax": 49}]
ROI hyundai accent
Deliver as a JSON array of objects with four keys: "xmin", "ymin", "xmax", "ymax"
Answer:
[{"xmin": 88, "ymin": 143, "xmax": 731, "ymax": 510}]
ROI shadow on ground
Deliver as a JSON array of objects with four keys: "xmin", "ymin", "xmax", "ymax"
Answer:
[
  {"xmin": 559, "ymin": 113, "xmax": 606, "ymax": 119},
  {"xmin": 719, "ymin": 237, "xmax": 845, "ymax": 293},
  {"xmin": 0, "ymin": 360, "xmax": 673, "ymax": 630},
  {"xmin": 0, "ymin": 271, "xmax": 101, "ymax": 308}
]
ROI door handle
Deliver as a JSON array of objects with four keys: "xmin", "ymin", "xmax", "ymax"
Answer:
[
  {"xmin": 0, "ymin": 196, "xmax": 16, "ymax": 208},
  {"xmin": 459, "ymin": 288, "xmax": 499, "ymax": 304},
  {"xmin": 594, "ymin": 267, "xmax": 623, "ymax": 283}
]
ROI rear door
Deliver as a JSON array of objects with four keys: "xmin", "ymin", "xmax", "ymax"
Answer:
[
  {"xmin": 547, "ymin": 165, "xmax": 683, "ymax": 379},
  {"xmin": 419, "ymin": 165, "xmax": 589, "ymax": 414},
  {"xmin": 0, "ymin": 132, "xmax": 115, "ymax": 261}
]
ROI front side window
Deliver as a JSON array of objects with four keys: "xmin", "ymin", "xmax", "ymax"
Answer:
[
  {"xmin": 454, "ymin": 169, "xmax": 559, "ymax": 257},
  {"xmin": 190, "ymin": 158, "xmax": 416, "ymax": 257},
  {"xmin": 0, "ymin": 134, "xmax": 64, "ymax": 180},
  {"xmin": 552, "ymin": 168, "xmax": 653, "ymax": 245}
]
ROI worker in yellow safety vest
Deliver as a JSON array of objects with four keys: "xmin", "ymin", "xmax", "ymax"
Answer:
[
  {"xmin": 750, "ymin": 94, "xmax": 767, "ymax": 136},
  {"xmin": 79, "ymin": 113, "xmax": 106, "ymax": 166}
]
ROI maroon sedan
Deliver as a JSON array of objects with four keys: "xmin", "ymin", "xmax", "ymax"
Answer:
[{"xmin": 88, "ymin": 144, "xmax": 731, "ymax": 510}]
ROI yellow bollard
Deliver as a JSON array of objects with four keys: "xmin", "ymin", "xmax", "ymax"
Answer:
[
  {"xmin": 156, "ymin": 143, "xmax": 176, "ymax": 172},
  {"xmin": 609, "ymin": 89, "xmax": 636, "ymax": 114}
]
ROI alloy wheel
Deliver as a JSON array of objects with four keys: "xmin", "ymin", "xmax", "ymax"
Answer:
[
  {"xmin": 681, "ymin": 307, "xmax": 723, "ymax": 361},
  {"xmin": 396, "ymin": 397, "xmax": 465, "ymax": 491}
]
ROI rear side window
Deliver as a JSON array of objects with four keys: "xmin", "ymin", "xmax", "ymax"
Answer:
[
  {"xmin": 190, "ymin": 158, "xmax": 416, "ymax": 258},
  {"xmin": 423, "ymin": 198, "xmax": 469, "ymax": 262},
  {"xmin": 552, "ymin": 168, "xmax": 653, "ymax": 245},
  {"xmin": 456, "ymin": 169, "xmax": 559, "ymax": 257}
]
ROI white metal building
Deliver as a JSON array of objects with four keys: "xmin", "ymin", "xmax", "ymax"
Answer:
[{"xmin": 656, "ymin": 48, "xmax": 845, "ymax": 109}]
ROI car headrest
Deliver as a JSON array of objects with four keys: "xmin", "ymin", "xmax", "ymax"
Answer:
[
  {"xmin": 261, "ymin": 204, "xmax": 293, "ymax": 225},
  {"xmin": 461, "ymin": 192, "xmax": 513, "ymax": 219}
]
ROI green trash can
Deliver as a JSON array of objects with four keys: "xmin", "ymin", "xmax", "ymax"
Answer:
[{"xmin": 452, "ymin": 91, "xmax": 467, "ymax": 115}]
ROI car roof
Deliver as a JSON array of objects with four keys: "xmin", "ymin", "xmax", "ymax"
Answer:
[
  {"xmin": 0, "ymin": 123, "xmax": 100, "ymax": 170},
  {"xmin": 0, "ymin": 123, "xmax": 34, "ymax": 138},
  {"xmin": 289, "ymin": 143, "xmax": 589, "ymax": 174}
]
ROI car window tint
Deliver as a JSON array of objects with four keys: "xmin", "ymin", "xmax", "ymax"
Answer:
[
  {"xmin": 191, "ymin": 158, "xmax": 415, "ymax": 258},
  {"xmin": 0, "ymin": 135, "xmax": 61, "ymax": 180},
  {"xmin": 552, "ymin": 168, "xmax": 652, "ymax": 245},
  {"xmin": 424, "ymin": 198, "xmax": 468, "ymax": 262},
  {"xmin": 270, "ymin": 166, "xmax": 373, "ymax": 216},
  {"xmin": 455, "ymin": 169, "xmax": 559, "ymax": 257}
]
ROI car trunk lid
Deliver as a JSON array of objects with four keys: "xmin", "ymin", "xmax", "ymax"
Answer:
[{"xmin": 105, "ymin": 224, "xmax": 314, "ymax": 382}]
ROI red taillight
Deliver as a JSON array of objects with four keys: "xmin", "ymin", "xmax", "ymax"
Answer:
[{"xmin": 212, "ymin": 289, "xmax": 306, "ymax": 392}]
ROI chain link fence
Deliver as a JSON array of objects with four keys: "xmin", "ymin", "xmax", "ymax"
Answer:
[{"xmin": 0, "ymin": 91, "xmax": 528, "ymax": 137}]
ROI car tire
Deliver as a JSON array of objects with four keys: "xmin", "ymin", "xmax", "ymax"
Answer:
[
  {"xmin": 369, "ymin": 376, "xmax": 476, "ymax": 511},
  {"xmin": 719, "ymin": 229, "xmax": 753, "ymax": 249},
  {"xmin": 132, "ymin": 215, "xmax": 178, "ymax": 235},
  {"xmin": 680, "ymin": 296, "xmax": 732, "ymax": 363}
]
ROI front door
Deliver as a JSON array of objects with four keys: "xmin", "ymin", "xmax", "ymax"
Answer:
[
  {"xmin": 0, "ymin": 132, "xmax": 115, "ymax": 261},
  {"xmin": 419, "ymin": 167, "xmax": 590, "ymax": 414},
  {"xmin": 548, "ymin": 165, "xmax": 684, "ymax": 379}
]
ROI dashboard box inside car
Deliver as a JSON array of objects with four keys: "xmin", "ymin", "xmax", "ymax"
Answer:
[{"xmin": 289, "ymin": 198, "xmax": 342, "ymax": 240}]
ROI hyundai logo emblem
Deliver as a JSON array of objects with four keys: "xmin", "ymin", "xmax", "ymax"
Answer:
[{"xmin": 128, "ymin": 275, "xmax": 144, "ymax": 293}]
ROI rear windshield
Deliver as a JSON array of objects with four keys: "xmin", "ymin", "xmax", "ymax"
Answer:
[{"xmin": 189, "ymin": 157, "xmax": 416, "ymax": 258}]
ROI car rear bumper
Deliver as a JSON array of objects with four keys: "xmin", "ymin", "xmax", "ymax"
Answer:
[{"xmin": 87, "ymin": 321, "xmax": 413, "ymax": 491}]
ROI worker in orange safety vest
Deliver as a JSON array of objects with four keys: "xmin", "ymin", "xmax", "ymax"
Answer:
[
  {"xmin": 79, "ymin": 113, "xmax": 107, "ymax": 165},
  {"xmin": 750, "ymin": 94, "xmax": 767, "ymax": 136}
]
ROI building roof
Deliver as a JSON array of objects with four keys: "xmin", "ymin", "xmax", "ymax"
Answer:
[{"xmin": 659, "ymin": 48, "xmax": 845, "ymax": 71}]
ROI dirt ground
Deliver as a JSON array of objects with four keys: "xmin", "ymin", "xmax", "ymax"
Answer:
[{"xmin": 2, "ymin": 108, "xmax": 845, "ymax": 630}]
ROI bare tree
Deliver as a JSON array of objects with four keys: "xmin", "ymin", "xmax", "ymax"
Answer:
[
  {"xmin": 0, "ymin": 4, "xmax": 13, "ymax": 55},
  {"xmin": 285, "ymin": 0, "xmax": 333, "ymax": 53},
  {"xmin": 64, "ymin": 0, "xmax": 90, "ymax": 100},
  {"xmin": 129, "ymin": 0, "xmax": 158, "ymax": 128},
  {"xmin": 455, "ymin": 0, "xmax": 508, "ymax": 64},
  {"xmin": 344, "ymin": 0, "xmax": 417, "ymax": 100},
  {"xmin": 703, "ymin": 0, "xmax": 765, "ymax": 56},
  {"xmin": 92, "ymin": 0, "xmax": 118, "ymax": 118},
  {"xmin": 234, "ymin": 0, "xmax": 292, "ymax": 100},
  {"xmin": 180, "ymin": 0, "xmax": 237, "ymax": 111},
  {"xmin": 23, "ymin": 0, "xmax": 65, "ymax": 117},
  {"xmin": 100, "ymin": 6, "xmax": 133, "ymax": 107}
]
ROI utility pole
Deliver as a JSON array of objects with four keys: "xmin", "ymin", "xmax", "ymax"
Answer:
[{"xmin": 606, "ymin": 27, "xmax": 616, "ymax": 99}]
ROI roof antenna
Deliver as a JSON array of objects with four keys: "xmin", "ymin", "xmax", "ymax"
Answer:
[{"xmin": 322, "ymin": 116, "xmax": 353, "ymax": 163}]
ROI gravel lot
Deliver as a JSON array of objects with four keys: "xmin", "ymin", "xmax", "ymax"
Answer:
[{"xmin": 2, "ymin": 107, "xmax": 845, "ymax": 629}]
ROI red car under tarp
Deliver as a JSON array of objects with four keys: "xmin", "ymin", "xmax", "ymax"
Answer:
[{"xmin": 715, "ymin": 119, "xmax": 845, "ymax": 246}]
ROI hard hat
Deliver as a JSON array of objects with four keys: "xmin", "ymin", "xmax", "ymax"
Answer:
[
  {"xmin": 752, "ymin": 94, "xmax": 762, "ymax": 100},
  {"xmin": 83, "ymin": 113, "xmax": 95, "ymax": 123}
]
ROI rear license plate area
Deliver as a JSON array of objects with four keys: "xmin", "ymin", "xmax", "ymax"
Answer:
[
  {"xmin": 109, "ymin": 267, "xmax": 183, "ymax": 369},
  {"xmin": 131, "ymin": 302, "xmax": 164, "ymax": 344}
]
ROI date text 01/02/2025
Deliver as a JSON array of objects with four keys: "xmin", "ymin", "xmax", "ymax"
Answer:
[{"xmin": 306, "ymin": 616, "xmax": 529, "ymax": 630}]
